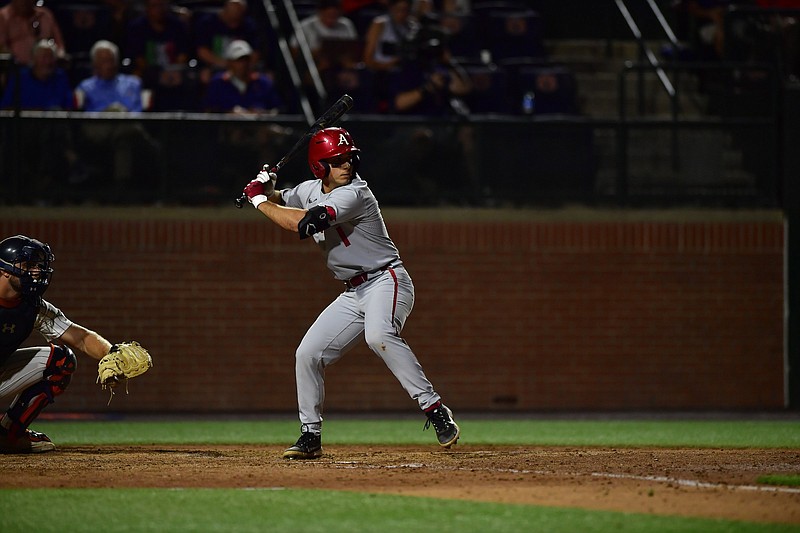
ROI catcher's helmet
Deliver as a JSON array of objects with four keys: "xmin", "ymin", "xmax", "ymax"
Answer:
[
  {"xmin": 0, "ymin": 235, "xmax": 55, "ymax": 297},
  {"xmin": 308, "ymin": 127, "xmax": 360, "ymax": 179}
]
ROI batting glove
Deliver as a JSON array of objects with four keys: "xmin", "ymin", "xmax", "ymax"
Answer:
[
  {"xmin": 257, "ymin": 165, "xmax": 278, "ymax": 197},
  {"xmin": 245, "ymin": 166, "xmax": 278, "ymax": 208},
  {"xmin": 244, "ymin": 179, "xmax": 269, "ymax": 209}
]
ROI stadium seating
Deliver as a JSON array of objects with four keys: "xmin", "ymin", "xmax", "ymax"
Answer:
[
  {"xmin": 506, "ymin": 63, "xmax": 579, "ymax": 115},
  {"xmin": 485, "ymin": 8, "xmax": 546, "ymax": 61},
  {"xmin": 462, "ymin": 64, "xmax": 511, "ymax": 114},
  {"xmin": 441, "ymin": 13, "xmax": 481, "ymax": 64}
]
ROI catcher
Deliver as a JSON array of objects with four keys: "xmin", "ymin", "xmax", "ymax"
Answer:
[{"xmin": 0, "ymin": 234, "xmax": 152, "ymax": 453}]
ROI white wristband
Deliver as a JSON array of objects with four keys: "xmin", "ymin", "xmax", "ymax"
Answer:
[{"xmin": 251, "ymin": 194, "xmax": 269, "ymax": 209}]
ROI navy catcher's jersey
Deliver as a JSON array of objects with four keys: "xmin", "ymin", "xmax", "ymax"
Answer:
[
  {"xmin": 0, "ymin": 298, "xmax": 39, "ymax": 363},
  {"xmin": 0, "ymin": 298, "xmax": 73, "ymax": 364}
]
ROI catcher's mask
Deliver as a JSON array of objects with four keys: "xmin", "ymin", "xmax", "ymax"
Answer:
[
  {"xmin": 308, "ymin": 127, "xmax": 361, "ymax": 179},
  {"xmin": 0, "ymin": 235, "xmax": 55, "ymax": 298}
]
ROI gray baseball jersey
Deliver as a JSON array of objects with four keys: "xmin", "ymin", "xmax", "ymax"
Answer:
[{"xmin": 281, "ymin": 175, "xmax": 401, "ymax": 280}]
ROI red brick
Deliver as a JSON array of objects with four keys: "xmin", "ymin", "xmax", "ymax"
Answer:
[{"xmin": 1, "ymin": 214, "xmax": 784, "ymax": 412}]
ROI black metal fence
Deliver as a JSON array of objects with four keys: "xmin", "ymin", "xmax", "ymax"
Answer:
[{"xmin": 0, "ymin": 105, "xmax": 781, "ymax": 209}]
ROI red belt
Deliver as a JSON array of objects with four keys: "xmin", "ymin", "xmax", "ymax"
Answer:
[{"xmin": 345, "ymin": 263, "xmax": 394, "ymax": 289}]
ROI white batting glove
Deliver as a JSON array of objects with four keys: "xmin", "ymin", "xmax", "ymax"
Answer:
[{"xmin": 257, "ymin": 165, "xmax": 278, "ymax": 197}]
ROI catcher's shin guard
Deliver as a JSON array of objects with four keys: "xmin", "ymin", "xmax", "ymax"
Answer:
[{"xmin": 5, "ymin": 345, "xmax": 76, "ymax": 439}]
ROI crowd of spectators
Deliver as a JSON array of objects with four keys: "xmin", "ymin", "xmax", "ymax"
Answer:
[
  {"xmin": 2, "ymin": 0, "xmax": 798, "ymax": 116},
  {"xmin": 0, "ymin": 0, "xmax": 794, "ymax": 207},
  {"xmin": 0, "ymin": 0, "xmax": 565, "ymax": 116},
  {"xmin": 0, "ymin": 0, "xmax": 558, "ymax": 206},
  {"xmin": 0, "ymin": 0, "xmax": 281, "ymax": 113}
]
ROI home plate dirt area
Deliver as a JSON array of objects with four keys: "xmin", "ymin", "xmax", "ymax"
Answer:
[{"xmin": 2, "ymin": 445, "xmax": 799, "ymax": 524}]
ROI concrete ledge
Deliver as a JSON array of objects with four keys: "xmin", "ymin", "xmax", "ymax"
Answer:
[{"xmin": 0, "ymin": 206, "xmax": 784, "ymax": 223}]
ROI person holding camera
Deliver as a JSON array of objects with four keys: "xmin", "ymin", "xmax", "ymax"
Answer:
[
  {"xmin": 378, "ymin": 17, "xmax": 475, "ymax": 204},
  {"xmin": 389, "ymin": 24, "xmax": 472, "ymax": 115}
]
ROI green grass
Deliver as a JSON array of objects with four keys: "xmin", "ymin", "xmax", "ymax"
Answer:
[
  {"xmin": 29, "ymin": 418, "xmax": 800, "ymax": 448},
  {"xmin": 757, "ymin": 475, "xmax": 800, "ymax": 487},
  {"xmin": 4, "ymin": 417, "xmax": 799, "ymax": 533},
  {"xmin": 1, "ymin": 488, "xmax": 798, "ymax": 533}
]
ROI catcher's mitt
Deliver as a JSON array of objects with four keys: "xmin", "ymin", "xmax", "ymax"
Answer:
[{"xmin": 97, "ymin": 341, "xmax": 153, "ymax": 403}]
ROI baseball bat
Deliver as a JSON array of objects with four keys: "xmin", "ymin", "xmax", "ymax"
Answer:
[{"xmin": 234, "ymin": 94, "xmax": 355, "ymax": 208}]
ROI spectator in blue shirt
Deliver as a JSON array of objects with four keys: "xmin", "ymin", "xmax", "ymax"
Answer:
[
  {"xmin": 1, "ymin": 39, "xmax": 73, "ymax": 110},
  {"xmin": 203, "ymin": 39, "xmax": 283, "ymax": 114},
  {"xmin": 74, "ymin": 39, "xmax": 161, "ymax": 199},
  {"xmin": 0, "ymin": 39, "xmax": 80, "ymax": 203},
  {"xmin": 76, "ymin": 40, "xmax": 144, "ymax": 112}
]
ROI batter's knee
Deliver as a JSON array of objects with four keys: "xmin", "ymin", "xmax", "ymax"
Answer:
[
  {"xmin": 364, "ymin": 328, "xmax": 397, "ymax": 354},
  {"xmin": 44, "ymin": 345, "xmax": 77, "ymax": 395},
  {"xmin": 295, "ymin": 345, "xmax": 320, "ymax": 367}
]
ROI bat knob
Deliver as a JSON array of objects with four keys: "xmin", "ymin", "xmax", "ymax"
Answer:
[{"xmin": 234, "ymin": 194, "xmax": 247, "ymax": 208}]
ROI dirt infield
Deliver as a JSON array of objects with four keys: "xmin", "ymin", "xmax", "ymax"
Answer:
[{"xmin": 2, "ymin": 445, "xmax": 799, "ymax": 524}]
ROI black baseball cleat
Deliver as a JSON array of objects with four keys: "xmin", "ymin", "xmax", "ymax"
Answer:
[
  {"xmin": 283, "ymin": 432, "xmax": 323, "ymax": 460},
  {"xmin": 424, "ymin": 402, "xmax": 460, "ymax": 448},
  {"xmin": 0, "ymin": 428, "xmax": 56, "ymax": 454}
]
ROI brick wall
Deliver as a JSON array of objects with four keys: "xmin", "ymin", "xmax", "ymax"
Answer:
[{"xmin": 1, "ymin": 208, "xmax": 785, "ymax": 413}]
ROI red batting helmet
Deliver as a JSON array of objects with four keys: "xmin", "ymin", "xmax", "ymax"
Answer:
[{"xmin": 308, "ymin": 127, "xmax": 360, "ymax": 179}]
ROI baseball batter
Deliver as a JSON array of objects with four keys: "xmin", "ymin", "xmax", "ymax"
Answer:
[
  {"xmin": 0, "ymin": 235, "xmax": 151, "ymax": 453},
  {"xmin": 243, "ymin": 127, "xmax": 460, "ymax": 459}
]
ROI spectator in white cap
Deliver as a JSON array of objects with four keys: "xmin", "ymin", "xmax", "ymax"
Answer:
[
  {"xmin": 226, "ymin": 39, "xmax": 253, "ymax": 61},
  {"xmin": 204, "ymin": 39, "xmax": 283, "ymax": 114},
  {"xmin": 202, "ymin": 39, "xmax": 287, "ymax": 199}
]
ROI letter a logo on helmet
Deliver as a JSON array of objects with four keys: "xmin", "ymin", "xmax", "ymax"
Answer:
[{"xmin": 308, "ymin": 127, "xmax": 360, "ymax": 179}]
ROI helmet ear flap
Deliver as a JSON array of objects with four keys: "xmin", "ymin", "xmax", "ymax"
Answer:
[{"xmin": 310, "ymin": 160, "xmax": 330, "ymax": 179}]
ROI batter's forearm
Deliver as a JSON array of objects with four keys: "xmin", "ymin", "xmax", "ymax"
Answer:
[{"xmin": 257, "ymin": 200, "xmax": 305, "ymax": 233}]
